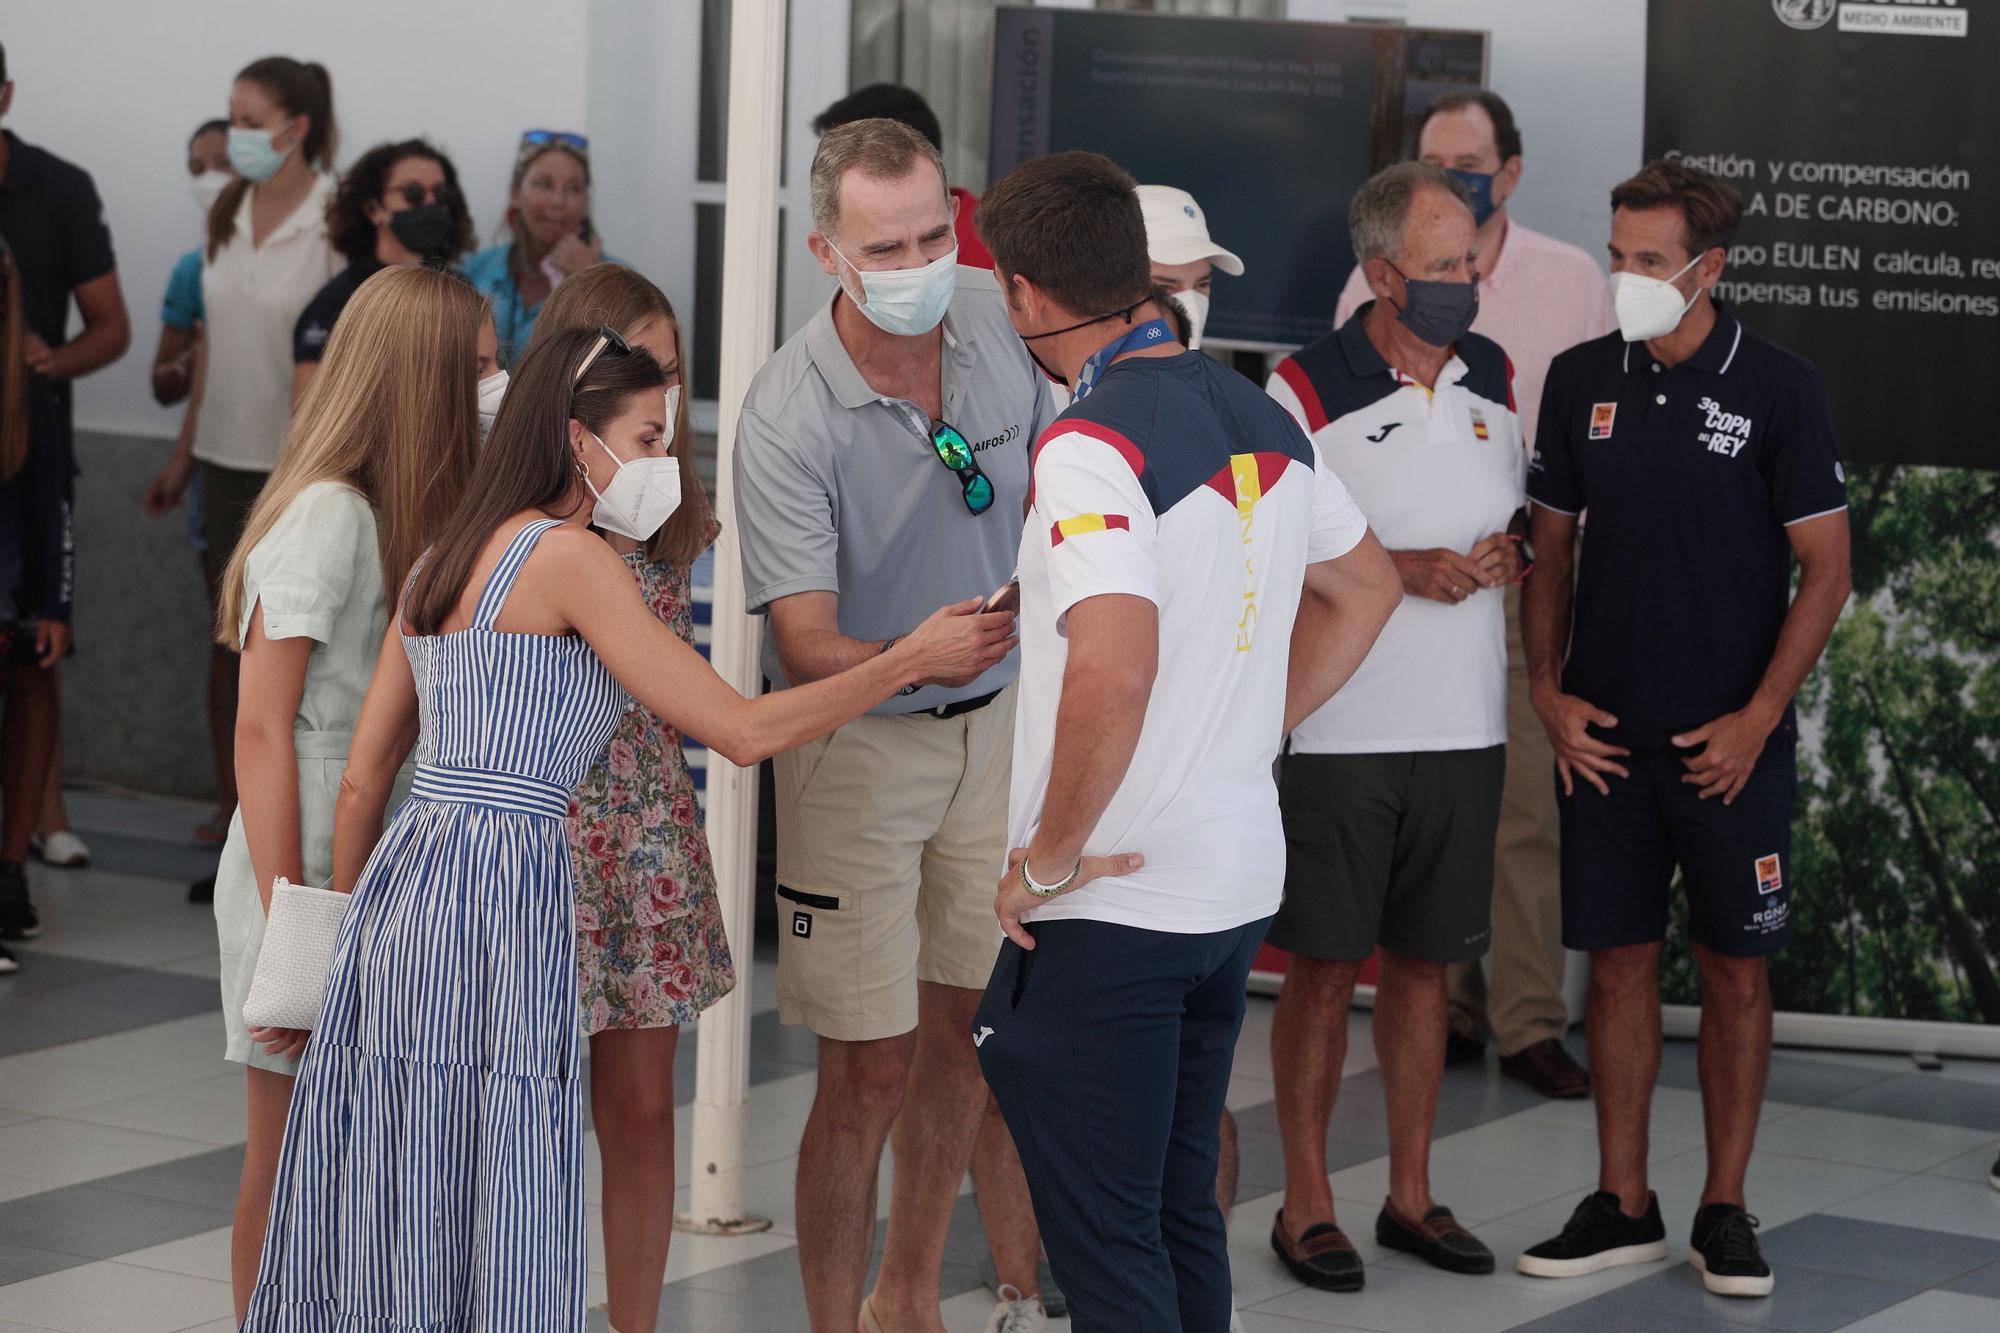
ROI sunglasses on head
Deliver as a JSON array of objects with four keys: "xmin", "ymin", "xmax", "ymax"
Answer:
[
  {"xmin": 929, "ymin": 420, "xmax": 994, "ymax": 515},
  {"xmin": 573, "ymin": 324, "xmax": 634, "ymax": 384},
  {"xmin": 519, "ymin": 129, "xmax": 589, "ymax": 156}
]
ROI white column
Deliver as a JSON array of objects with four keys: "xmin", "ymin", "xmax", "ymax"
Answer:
[{"xmin": 676, "ymin": 0, "xmax": 787, "ymax": 1237}]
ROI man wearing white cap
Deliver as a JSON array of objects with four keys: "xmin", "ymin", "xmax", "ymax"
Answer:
[{"xmin": 1137, "ymin": 183, "xmax": 1244, "ymax": 349}]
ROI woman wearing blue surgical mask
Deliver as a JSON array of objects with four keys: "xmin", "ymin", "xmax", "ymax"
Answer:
[
  {"xmin": 524, "ymin": 265, "xmax": 725, "ymax": 1333},
  {"xmin": 155, "ymin": 57, "xmax": 339, "ymax": 851}
]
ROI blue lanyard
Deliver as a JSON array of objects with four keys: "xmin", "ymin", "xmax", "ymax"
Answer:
[{"xmin": 1073, "ymin": 319, "xmax": 1175, "ymax": 401}]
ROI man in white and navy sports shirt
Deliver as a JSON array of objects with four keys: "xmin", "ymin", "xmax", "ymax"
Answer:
[
  {"xmin": 1265, "ymin": 162, "xmax": 1525, "ymax": 1292},
  {"xmin": 1516, "ymin": 159, "xmax": 1850, "ymax": 1301},
  {"xmin": 969, "ymin": 150, "xmax": 1400, "ymax": 1333}
]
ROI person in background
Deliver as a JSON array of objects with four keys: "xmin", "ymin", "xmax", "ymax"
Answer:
[
  {"xmin": 209, "ymin": 266, "xmax": 487, "ymax": 1322},
  {"xmin": 139, "ymin": 119, "xmax": 232, "ymax": 895},
  {"xmin": 144, "ymin": 55, "xmax": 338, "ymax": 851},
  {"xmin": 1267, "ymin": 163, "xmax": 1521, "ymax": 1293},
  {"xmin": 523, "ymin": 264, "xmax": 728, "ymax": 1333},
  {"xmin": 152, "ymin": 120, "xmax": 231, "ymax": 408},
  {"xmin": 462, "ymin": 130, "xmax": 619, "ymax": 366},
  {"xmin": 1335, "ymin": 89, "xmax": 1613, "ymax": 1099},
  {"xmin": 734, "ymin": 117, "xmax": 1044, "ymax": 1333},
  {"xmin": 291, "ymin": 138, "xmax": 476, "ymax": 400},
  {"xmin": 972, "ymin": 149, "xmax": 1399, "ymax": 1333},
  {"xmin": 1518, "ymin": 160, "xmax": 1849, "ymax": 1301},
  {"xmin": 239, "ymin": 325, "xmax": 982, "ymax": 1330},
  {"xmin": 0, "ymin": 236, "xmax": 56, "ymax": 974},
  {"xmin": 812, "ymin": 83, "xmax": 993, "ymax": 270},
  {"xmin": 0, "ymin": 44, "xmax": 132, "ymax": 947},
  {"xmin": 1135, "ymin": 184, "xmax": 1241, "ymax": 350}
]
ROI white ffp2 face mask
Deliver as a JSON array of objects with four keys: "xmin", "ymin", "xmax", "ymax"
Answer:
[
  {"xmin": 192, "ymin": 169, "xmax": 232, "ymax": 220},
  {"xmin": 1169, "ymin": 288, "xmax": 1210, "ymax": 349},
  {"xmin": 584, "ymin": 423, "xmax": 682, "ymax": 542},
  {"xmin": 830, "ymin": 243, "xmax": 958, "ymax": 337},
  {"xmin": 1609, "ymin": 253, "xmax": 1704, "ymax": 342},
  {"xmin": 476, "ymin": 370, "xmax": 509, "ymax": 444}
]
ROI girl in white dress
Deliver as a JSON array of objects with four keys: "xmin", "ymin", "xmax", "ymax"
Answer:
[{"xmin": 208, "ymin": 265, "xmax": 494, "ymax": 1322}]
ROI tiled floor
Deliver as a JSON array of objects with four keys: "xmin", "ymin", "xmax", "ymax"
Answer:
[{"xmin": 3, "ymin": 790, "xmax": 1998, "ymax": 1331}]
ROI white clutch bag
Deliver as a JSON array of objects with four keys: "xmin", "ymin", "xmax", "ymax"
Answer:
[{"xmin": 241, "ymin": 877, "xmax": 350, "ymax": 1032}]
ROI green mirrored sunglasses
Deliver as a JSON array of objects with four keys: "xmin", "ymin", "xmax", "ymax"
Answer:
[{"xmin": 930, "ymin": 420, "xmax": 994, "ymax": 515}]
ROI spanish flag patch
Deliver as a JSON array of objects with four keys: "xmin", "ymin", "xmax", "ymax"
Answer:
[{"xmin": 1050, "ymin": 513, "xmax": 1130, "ymax": 545}]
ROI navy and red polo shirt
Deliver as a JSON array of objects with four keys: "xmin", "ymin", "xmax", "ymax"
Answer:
[{"xmin": 1529, "ymin": 303, "xmax": 1847, "ymax": 746}]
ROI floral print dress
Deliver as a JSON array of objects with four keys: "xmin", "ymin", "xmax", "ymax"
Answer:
[{"xmin": 567, "ymin": 539, "xmax": 735, "ymax": 1033}]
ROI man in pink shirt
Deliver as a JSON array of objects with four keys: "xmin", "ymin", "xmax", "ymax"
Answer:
[{"xmin": 1335, "ymin": 89, "xmax": 1613, "ymax": 1100}]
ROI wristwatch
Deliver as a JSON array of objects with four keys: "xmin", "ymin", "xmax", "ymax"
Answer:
[{"xmin": 1019, "ymin": 856, "xmax": 1082, "ymax": 900}]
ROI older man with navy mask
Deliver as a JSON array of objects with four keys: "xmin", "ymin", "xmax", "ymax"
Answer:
[{"xmin": 1336, "ymin": 89, "xmax": 1612, "ymax": 1100}]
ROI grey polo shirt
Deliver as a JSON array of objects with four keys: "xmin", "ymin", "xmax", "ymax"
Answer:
[{"xmin": 735, "ymin": 266, "xmax": 1055, "ymax": 714}]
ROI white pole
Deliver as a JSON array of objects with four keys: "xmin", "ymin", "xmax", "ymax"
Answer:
[{"xmin": 676, "ymin": 0, "xmax": 786, "ymax": 1238}]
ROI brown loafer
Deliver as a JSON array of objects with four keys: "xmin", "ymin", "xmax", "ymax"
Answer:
[
  {"xmin": 1500, "ymin": 1038, "xmax": 1592, "ymax": 1099},
  {"xmin": 1376, "ymin": 1200, "xmax": 1495, "ymax": 1275},
  {"xmin": 1270, "ymin": 1208, "xmax": 1364, "ymax": 1291}
]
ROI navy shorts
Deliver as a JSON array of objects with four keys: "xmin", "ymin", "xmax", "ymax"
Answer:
[{"xmin": 1558, "ymin": 722, "xmax": 1797, "ymax": 958}]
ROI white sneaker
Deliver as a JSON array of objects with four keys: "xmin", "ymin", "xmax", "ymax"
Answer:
[
  {"xmin": 32, "ymin": 830, "xmax": 90, "ymax": 868},
  {"xmin": 983, "ymin": 1285, "xmax": 1047, "ymax": 1333}
]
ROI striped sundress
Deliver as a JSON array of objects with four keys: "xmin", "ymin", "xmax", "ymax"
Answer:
[{"xmin": 242, "ymin": 518, "xmax": 627, "ymax": 1331}]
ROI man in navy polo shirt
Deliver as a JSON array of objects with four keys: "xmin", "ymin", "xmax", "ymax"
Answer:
[{"xmin": 1516, "ymin": 160, "xmax": 1850, "ymax": 1299}]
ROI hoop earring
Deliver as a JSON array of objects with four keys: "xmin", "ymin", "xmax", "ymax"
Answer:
[{"xmin": 573, "ymin": 453, "xmax": 590, "ymax": 481}]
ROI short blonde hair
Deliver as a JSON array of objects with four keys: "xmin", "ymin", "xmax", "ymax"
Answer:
[{"xmin": 809, "ymin": 117, "xmax": 948, "ymax": 241}]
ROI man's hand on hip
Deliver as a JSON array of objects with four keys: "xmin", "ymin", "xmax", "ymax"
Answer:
[
  {"xmin": 995, "ymin": 845, "xmax": 1147, "ymax": 950},
  {"xmin": 1532, "ymin": 683, "xmax": 1630, "ymax": 797},
  {"xmin": 1672, "ymin": 709, "xmax": 1773, "ymax": 805}
]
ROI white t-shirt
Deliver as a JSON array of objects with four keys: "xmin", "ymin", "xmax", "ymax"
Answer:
[
  {"xmin": 196, "ymin": 175, "xmax": 338, "ymax": 472},
  {"xmin": 1012, "ymin": 350, "xmax": 1368, "ymax": 934},
  {"xmin": 1269, "ymin": 310, "xmax": 1523, "ymax": 754}
]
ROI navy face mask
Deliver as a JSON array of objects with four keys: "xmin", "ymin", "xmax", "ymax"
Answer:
[
  {"xmin": 1386, "ymin": 262, "xmax": 1478, "ymax": 347},
  {"xmin": 1445, "ymin": 168, "xmax": 1499, "ymax": 227}
]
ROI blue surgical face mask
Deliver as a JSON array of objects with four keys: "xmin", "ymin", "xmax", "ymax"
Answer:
[
  {"xmin": 227, "ymin": 123, "xmax": 295, "ymax": 183},
  {"xmin": 1445, "ymin": 168, "xmax": 1499, "ymax": 228}
]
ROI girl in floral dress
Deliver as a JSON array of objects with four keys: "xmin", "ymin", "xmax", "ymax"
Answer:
[{"xmin": 526, "ymin": 265, "xmax": 731, "ymax": 1333}]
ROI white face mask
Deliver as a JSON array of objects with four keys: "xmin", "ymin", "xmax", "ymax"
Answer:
[
  {"xmin": 1169, "ymin": 288, "xmax": 1210, "ymax": 350},
  {"xmin": 476, "ymin": 369, "xmax": 509, "ymax": 444},
  {"xmin": 192, "ymin": 169, "xmax": 232, "ymax": 220},
  {"xmin": 583, "ymin": 418, "xmax": 682, "ymax": 542},
  {"xmin": 828, "ymin": 241, "xmax": 958, "ymax": 337},
  {"xmin": 1609, "ymin": 253, "xmax": 1704, "ymax": 342}
]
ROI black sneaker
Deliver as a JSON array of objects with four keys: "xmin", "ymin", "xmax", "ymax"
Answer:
[
  {"xmin": 1689, "ymin": 1203, "xmax": 1773, "ymax": 1297},
  {"xmin": 1518, "ymin": 1191, "xmax": 1667, "ymax": 1278},
  {"xmin": 188, "ymin": 874, "xmax": 216, "ymax": 905},
  {"xmin": 0, "ymin": 861, "xmax": 41, "ymax": 940},
  {"xmin": 0, "ymin": 940, "xmax": 17, "ymax": 974}
]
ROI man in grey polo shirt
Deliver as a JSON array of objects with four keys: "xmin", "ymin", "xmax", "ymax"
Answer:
[{"xmin": 735, "ymin": 117, "xmax": 1051, "ymax": 1332}]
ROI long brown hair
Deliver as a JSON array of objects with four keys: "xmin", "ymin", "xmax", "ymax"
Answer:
[
  {"xmin": 404, "ymin": 325, "xmax": 666, "ymax": 636},
  {"xmin": 0, "ymin": 239, "xmax": 26, "ymax": 481},
  {"xmin": 207, "ymin": 56, "xmax": 338, "ymax": 260},
  {"xmin": 526, "ymin": 263, "xmax": 712, "ymax": 568},
  {"xmin": 216, "ymin": 266, "xmax": 486, "ymax": 646}
]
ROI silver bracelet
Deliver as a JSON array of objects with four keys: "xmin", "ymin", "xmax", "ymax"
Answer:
[{"xmin": 1019, "ymin": 855, "xmax": 1081, "ymax": 900}]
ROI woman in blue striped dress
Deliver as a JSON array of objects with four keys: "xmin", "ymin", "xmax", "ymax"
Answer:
[{"xmin": 240, "ymin": 325, "xmax": 1013, "ymax": 1330}]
